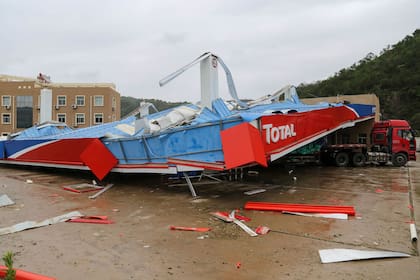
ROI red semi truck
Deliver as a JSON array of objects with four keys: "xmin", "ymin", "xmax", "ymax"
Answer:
[{"xmin": 321, "ymin": 119, "xmax": 416, "ymax": 167}]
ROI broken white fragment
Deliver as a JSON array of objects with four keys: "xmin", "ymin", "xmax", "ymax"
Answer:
[
  {"xmin": 229, "ymin": 211, "xmax": 258, "ymax": 237},
  {"xmin": 0, "ymin": 194, "xmax": 15, "ymax": 207},
  {"xmin": 88, "ymin": 184, "xmax": 114, "ymax": 199},
  {"xmin": 26, "ymin": 179, "xmax": 33, "ymax": 184},
  {"xmin": 282, "ymin": 211, "xmax": 348, "ymax": 220},
  {"xmin": 0, "ymin": 211, "xmax": 83, "ymax": 236},
  {"xmin": 244, "ymin": 189, "xmax": 266, "ymax": 195},
  {"xmin": 319, "ymin": 249, "xmax": 410, "ymax": 263},
  {"xmin": 410, "ymin": 223, "xmax": 418, "ymax": 242}
]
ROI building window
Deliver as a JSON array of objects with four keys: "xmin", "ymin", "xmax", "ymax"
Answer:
[
  {"xmin": 2, "ymin": 114, "xmax": 11, "ymax": 124},
  {"xmin": 1, "ymin": 132, "xmax": 10, "ymax": 137},
  {"xmin": 112, "ymin": 96, "xmax": 116, "ymax": 108},
  {"xmin": 16, "ymin": 96, "xmax": 33, "ymax": 128},
  {"xmin": 2, "ymin": 96, "xmax": 11, "ymax": 107},
  {"xmin": 112, "ymin": 114, "xmax": 116, "ymax": 121},
  {"xmin": 76, "ymin": 95, "xmax": 85, "ymax": 106},
  {"xmin": 57, "ymin": 113, "xmax": 66, "ymax": 123},
  {"xmin": 94, "ymin": 95, "xmax": 104, "ymax": 106},
  {"xmin": 75, "ymin": 113, "xmax": 85, "ymax": 125},
  {"xmin": 57, "ymin": 96, "xmax": 66, "ymax": 106},
  {"xmin": 94, "ymin": 113, "xmax": 103, "ymax": 124}
]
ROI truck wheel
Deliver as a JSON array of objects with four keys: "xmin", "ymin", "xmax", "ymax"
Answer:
[
  {"xmin": 335, "ymin": 152, "xmax": 349, "ymax": 167},
  {"xmin": 392, "ymin": 153, "xmax": 407, "ymax": 167},
  {"xmin": 352, "ymin": 153, "xmax": 366, "ymax": 167}
]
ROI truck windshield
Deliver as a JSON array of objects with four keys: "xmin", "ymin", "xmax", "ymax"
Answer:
[{"xmin": 398, "ymin": 130, "xmax": 414, "ymax": 140}]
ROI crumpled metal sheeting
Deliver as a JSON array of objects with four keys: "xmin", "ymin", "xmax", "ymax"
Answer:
[{"xmin": 0, "ymin": 211, "xmax": 83, "ymax": 236}]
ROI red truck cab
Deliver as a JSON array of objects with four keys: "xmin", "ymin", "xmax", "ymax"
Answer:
[{"xmin": 372, "ymin": 120, "xmax": 416, "ymax": 166}]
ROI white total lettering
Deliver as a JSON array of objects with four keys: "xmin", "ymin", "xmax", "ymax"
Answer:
[
  {"xmin": 262, "ymin": 124, "xmax": 273, "ymax": 144},
  {"xmin": 271, "ymin": 127, "xmax": 280, "ymax": 143},
  {"xmin": 290, "ymin": 124, "xmax": 296, "ymax": 136},
  {"xmin": 263, "ymin": 123, "xmax": 297, "ymax": 144}
]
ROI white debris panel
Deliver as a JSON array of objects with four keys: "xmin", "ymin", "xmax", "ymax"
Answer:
[
  {"xmin": 0, "ymin": 211, "xmax": 83, "ymax": 236},
  {"xmin": 319, "ymin": 248, "xmax": 410, "ymax": 264}
]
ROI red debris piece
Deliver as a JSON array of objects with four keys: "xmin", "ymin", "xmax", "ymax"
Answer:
[
  {"xmin": 169, "ymin": 226, "xmax": 211, "ymax": 232},
  {"xmin": 375, "ymin": 188, "xmax": 384, "ymax": 193},
  {"xmin": 0, "ymin": 265, "xmax": 56, "ymax": 280},
  {"xmin": 63, "ymin": 184, "xmax": 103, "ymax": 193},
  {"xmin": 244, "ymin": 201, "xmax": 356, "ymax": 216},
  {"xmin": 212, "ymin": 211, "xmax": 251, "ymax": 222},
  {"xmin": 255, "ymin": 226, "xmax": 271, "ymax": 235},
  {"xmin": 66, "ymin": 216, "xmax": 114, "ymax": 224},
  {"xmin": 236, "ymin": 262, "xmax": 241, "ymax": 269},
  {"xmin": 80, "ymin": 139, "xmax": 118, "ymax": 180}
]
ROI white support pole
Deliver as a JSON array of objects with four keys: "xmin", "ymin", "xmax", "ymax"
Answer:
[
  {"xmin": 200, "ymin": 55, "xmax": 219, "ymax": 109},
  {"xmin": 40, "ymin": 88, "xmax": 52, "ymax": 123}
]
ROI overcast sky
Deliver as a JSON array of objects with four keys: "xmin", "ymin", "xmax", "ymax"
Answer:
[{"xmin": 1, "ymin": 0, "xmax": 419, "ymax": 102}]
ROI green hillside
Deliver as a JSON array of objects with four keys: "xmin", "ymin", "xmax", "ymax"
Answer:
[
  {"xmin": 298, "ymin": 29, "xmax": 420, "ymax": 132},
  {"xmin": 120, "ymin": 96, "xmax": 186, "ymax": 117}
]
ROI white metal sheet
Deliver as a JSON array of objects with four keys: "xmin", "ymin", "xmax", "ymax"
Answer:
[
  {"xmin": 282, "ymin": 211, "xmax": 348, "ymax": 220},
  {"xmin": 0, "ymin": 211, "xmax": 83, "ymax": 236},
  {"xmin": 319, "ymin": 249, "xmax": 410, "ymax": 263},
  {"xmin": 0, "ymin": 194, "xmax": 15, "ymax": 207}
]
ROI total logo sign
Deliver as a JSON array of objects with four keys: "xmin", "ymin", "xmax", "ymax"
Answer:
[{"xmin": 262, "ymin": 123, "xmax": 297, "ymax": 144}]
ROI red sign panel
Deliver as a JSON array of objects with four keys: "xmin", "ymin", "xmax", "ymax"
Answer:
[{"xmin": 260, "ymin": 106, "xmax": 358, "ymax": 155}]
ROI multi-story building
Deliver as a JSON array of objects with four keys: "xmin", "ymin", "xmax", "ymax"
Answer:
[{"xmin": 0, "ymin": 74, "xmax": 121, "ymax": 136}]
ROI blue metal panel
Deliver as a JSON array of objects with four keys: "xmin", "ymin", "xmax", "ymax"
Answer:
[
  {"xmin": 212, "ymin": 98, "xmax": 233, "ymax": 118},
  {"xmin": 4, "ymin": 139, "xmax": 51, "ymax": 157},
  {"xmin": 0, "ymin": 141, "xmax": 5, "ymax": 159},
  {"xmin": 346, "ymin": 104, "xmax": 376, "ymax": 118}
]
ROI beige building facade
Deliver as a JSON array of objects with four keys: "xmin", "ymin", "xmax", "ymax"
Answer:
[{"xmin": 0, "ymin": 75, "xmax": 121, "ymax": 136}]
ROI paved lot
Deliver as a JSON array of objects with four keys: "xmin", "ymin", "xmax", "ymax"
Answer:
[{"xmin": 0, "ymin": 157, "xmax": 419, "ymax": 279}]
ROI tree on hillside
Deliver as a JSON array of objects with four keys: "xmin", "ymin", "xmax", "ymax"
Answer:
[
  {"xmin": 298, "ymin": 29, "xmax": 420, "ymax": 132},
  {"xmin": 120, "ymin": 96, "xmax": 187, "ymax": 117}
]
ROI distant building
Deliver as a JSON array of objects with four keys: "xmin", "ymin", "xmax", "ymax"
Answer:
[{"xmin": 0, "ymin": 74, "xmax": 121, "ymax": 136}]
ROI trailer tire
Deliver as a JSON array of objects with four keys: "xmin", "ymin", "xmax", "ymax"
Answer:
[
  {"xmin": 392, "ymin": 153, "xmax": 407, "ymax": 167},
  {"xmin": 335, "ymin": 152, "xmax": 349, "ymax": 167},
  {"xmin": 352, "ymin": 153, "xmax": 366, "ymax": 167}
]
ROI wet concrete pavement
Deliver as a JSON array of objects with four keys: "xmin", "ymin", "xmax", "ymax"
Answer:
[{"xmin": 0, "ymin": 158, "xmax": 419, "ymax": 279}]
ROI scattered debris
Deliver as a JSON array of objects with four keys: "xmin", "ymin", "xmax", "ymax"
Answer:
[
  {"xmin": 0, "ymin": 265, "xmax": 56, "ymax": 280},
  {"xmin": 197, "ymin": 235, "xmax": 209, "ymax": 239},
  {"xmin": 244, "ymin": 189, "xmax": 266, "ymax": 195},
  {"xmin": 25, "ymin": 179, "xmax": 33, "ymax": 184},
  {"xmin": 319, "ymin": 248, "xmax": 410, "ymax": 263},
  {"xmin": 228, "ymin": 210, "xmax": 258, "ymax": 237},
  {"xmin": 211, "ymin": 211, "xmax": 251, "ymax": 222},
  {"xmin": 244, "ymin": 201, "xmax": 356, "ymax": 216},
  {"xmin": 375, "ymin": 188, "xmax": 384, "ymax": 193},
  {"xmin": 88, "ymin": 184, "xmax": 115, "ymax": 199},
  {"xmin": 63, "ymin": 183, "xmax": 103, "ymax": 193},
  {"xmin": 169, "ymin": 226, "xmax": 211, "ymax": 232},
  {"xmin": 0, "ymin": 194, "xmax": 15, "ymax": 207},
  {"xmin": 236, "ymin": 262, "xmax": 241, "ymax": 269},
  {"xmin": 67, "ymin": 216, "xmax": 114, "ymax": 224},
  {"xmin": 410, "ymin": 223, "xmax": 418, "ymax": 242},
  {"xmin": 255, "ymin": 226, "xmax": 271, "ymax": 235},
  {"xmin": 0, "ymin": 211, "xmax": 82, "ymax": 236},
  {"xmin": 212, "ymin": 210, "xmax": 257, "ymax": 236},
  {"xmin": 282, "ymin": 211, "xmax": 348, "ymax": 220}
]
